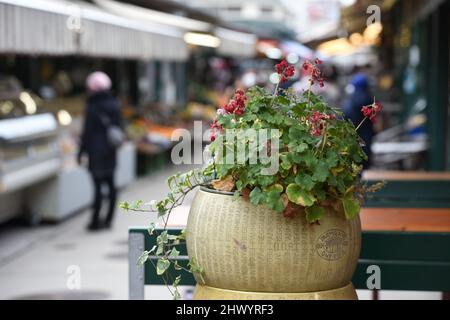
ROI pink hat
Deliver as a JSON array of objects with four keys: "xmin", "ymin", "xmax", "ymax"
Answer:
[{"xmin": 86, "ymin": 71, "xmax": 112, "ymax": 92}]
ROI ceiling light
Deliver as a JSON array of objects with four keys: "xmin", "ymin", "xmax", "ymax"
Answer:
[
  {"xmin": 184, "ymin": 32, "xmax": 221, "ymax": 48},
  {"xmin": 58, "ymin": 110, "xmax": 72, "ymax": 126},
  {"xmin": 20, "ymin": 91, "xmax": 37, "ymax": 115},
  {"xmin": 266, "ymin": 47, "xmax": 282, "ymax": 60}
]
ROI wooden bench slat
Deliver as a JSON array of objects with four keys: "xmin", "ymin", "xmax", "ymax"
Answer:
[{"xmin": 360, "ymin": 208, "xmax": 450, "ymax": 232}]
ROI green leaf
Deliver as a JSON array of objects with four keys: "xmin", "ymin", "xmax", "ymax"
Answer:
[
  {"xmin": 157, "ymin": 231, "xmax": 169, "ymax": 245},
  {"xmin": 173, "ymin": 275, "xmax": 181, "ymax": 287},
  {"xmin": 249, "ymin": 187, "xmax": 266, "ymax": 205},
  {"xmin": 298, "ymin": 150, "xmax": 317, "ymax": 167},
  {"xmin": 286, "ymin": 184, "xmax": 316, "ymax": 207},
  {"xmin": 276, "ymin": 95, "xmax": 290, "ymax": 106},
  {"xmin": 167, "ymin": 175, "xmax": 176, "ymax": 188},
  {"xmin": 292, "ymin": 102, "xmax": 307, "ymax": 116},
  {"xmin": 342, "ymin": 195, "xmax": 360, "ymax": 219},
  {"xmin": 280, "ymin": 153, "xmax": 292, "ymax": 170},
  {"xmin": 312, "ymin": 163, "xmax": 329, "ymax": 182},
  {"xmin": 167, "ymin": 234, "xmax": 179, "ymax": 240},
  {"xmin": 156, "ymin": 258, "xmax": 171, "ymax": 275},
  {"xmin": 305, "ymin": 205, "xmax": 325, "ymax": 223},
  {"xmin": 169, "ymin": 247, "xmax": 180, "ymax": 258},
  {"xmin": 188, "ymin": 257, "xmax": 204, "ymax": 274},
  {"xmin": 174, "ymin": 261, "xmax": 182, "ymax": 270},
  {"xmin": 156, "ymin": 244, "xmax": 164, "ymax": 256},
  {"xmin": 325, "ymin": 151, "xmax": 339, "ymax": 167},
  {"xmin": 131, "ymin": 200, "xmax": 143, "ymax": 210},
  {"xmin": 119, "ymin": 201, "xmax": 130, "ymax": 211},
  {"xmin": 266, "ymin": 189, "xmax": 285, "ymax": 212},
  {"xmin": 295, "ymin": 142, "xmax": 308, "ymax": 153},
  {"xmin": 148, "ymin": 222, "xmax": 156, "ymax": 235},
  {"xmin": 295, "ymin": 174, "xmax": 315, "ymax": 191},
  {"xmin": 178, "ymin": 229, "xmax": 186, "ymax": 240},
  {"xmin": 313, "ymin": 187, "xmax": 327, "ymax": 201},
  {"xmin": 288, "ymin": 127, "xmax": 306, "ymax": 141},
  {"xmin": 137, "ymin": 251, "xmax": 149, "ymax": 265}
]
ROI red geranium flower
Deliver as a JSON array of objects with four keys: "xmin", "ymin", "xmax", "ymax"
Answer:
[
  {"xmin": 302, "ymin": 59, "xmax": 325, "ymax": 87},
  {"xmin": 210, "ymin": 118, "xmax": 223, "ymax": 142},
  {"xmin": 361, "ymin": 100, "xmax": 383, "ymax": 123},
  {"xmin": 223, "ymin": 89, "xmax": 247, "ymax": 116},
  {"xmin": 309, "ymin": 111, "xmax": 335, "ymax": 136},
  {"xmin": 275, "ymin": 59, "xmax": 295, "ymax": 83}
]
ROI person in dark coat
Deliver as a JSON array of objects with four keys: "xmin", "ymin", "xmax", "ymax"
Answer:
[
  {"xmin": 78, "ymin": 71, "xmax": 122, "ymax": 231},
  {"xmin": 343, "ymin": 72, "xmax": 374, "ymax": 169}
]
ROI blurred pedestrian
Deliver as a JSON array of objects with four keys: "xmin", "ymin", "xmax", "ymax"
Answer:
[
  {"xmin": 78, "ymin": 71, "xmax": 122, "ymax": 231},
  {"xmin": 343, "ymin": 72, "xmax": 374, "ymax": 169}
]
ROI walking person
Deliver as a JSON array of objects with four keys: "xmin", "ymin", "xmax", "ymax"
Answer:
[{"xmin": 78, "ymin": 71, "xmax": 123, "ymax": 231}]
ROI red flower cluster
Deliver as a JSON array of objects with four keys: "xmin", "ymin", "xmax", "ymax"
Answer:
[
  {"xmin": 210, "ymin": 118, "xmax": 222, "ymax": 142},
  {"xmin": 302, "ymin": 58, "xmax": 325, "ymax": 87},
  {"xmin": 211, "ymin": 89, "xmax": 248, "ymax": 141},
  {"xmin": 275, "ymin": 59, "xmax": 295, "ymax": 83},
  {"xmin": 361, "ymin": 100, "xmax": 383, "ymax": 123},
  {"xmin": 309, "ymin": 111, "xmax": 335, "ymax": 136},
  {"xmin": 223, "ymin": 89, "xmax": 247, "ymax": 116}
]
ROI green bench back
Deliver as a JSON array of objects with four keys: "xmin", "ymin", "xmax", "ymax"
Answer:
[
  {"xmin": 363, "ymin": 180, "xmax": 450, "ymax": 208},
  {"xmin": 353, "ymin": 231, "xmax": 450, "ymax": 291},
  {"xmin": 130, "ymin": 228, "xmax": 450, "ymax": 291}
]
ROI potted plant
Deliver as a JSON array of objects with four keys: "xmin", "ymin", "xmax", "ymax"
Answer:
[{"xmin": 121, "ymin": 59, "xmax": 383, "ymax": 300}]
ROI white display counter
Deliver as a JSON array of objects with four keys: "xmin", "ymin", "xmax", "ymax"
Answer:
[{"xmin": 26, "ymin": 142, "xmax": 136, "ymax": 222}]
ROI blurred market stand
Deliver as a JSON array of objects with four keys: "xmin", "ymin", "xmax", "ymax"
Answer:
[
  {"xmin": 317, "ymin": 0, "xmax": 449, "ymax": 171},
  {"xmin": 0, "ymin": 0, "xmax": 449, "ymax": 226},
  {"xmin": 0, "ymin": 0, "xmax": 257, "ymax": 225},
  {"xmin": 183, "ymin": 0, "xmax": 449, "ymax": 170}
]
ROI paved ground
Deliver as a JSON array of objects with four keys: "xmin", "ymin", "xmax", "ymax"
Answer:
[
  {"xmin": 0, "ymin": 164, "xmax": 196, "ymax": 300},
  {"xmin": 0, "ymin": 164, "xmax": 441, "ymax": 300}
]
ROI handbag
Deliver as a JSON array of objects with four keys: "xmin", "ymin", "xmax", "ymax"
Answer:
[{"xmin": 100, "ymin": 114, "xmax": 125, "ymax": 148}]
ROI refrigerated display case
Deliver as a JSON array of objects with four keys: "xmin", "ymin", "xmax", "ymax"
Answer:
[
  {"xmin": 0, "ymin": 77, "xmax": 136, "ymax": 224},
  {"xmin": 0, "ymin": 113, "xmax": 61, "ymax": 223}
]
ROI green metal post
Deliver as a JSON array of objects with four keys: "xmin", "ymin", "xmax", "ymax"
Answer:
[{"xmin": 426, "ymin": 1, "xmax": 449, "ymax": 170}]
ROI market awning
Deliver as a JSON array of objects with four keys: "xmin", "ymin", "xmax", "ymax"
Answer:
[
  {"xmin": 78, "ymin": 1, "xmax": 188, "ymax": 61},
  {"xmin": 93, "ymin": 0, "xmax": 257, "ymax": 58},
  {"xmin": 0, "ymin": 0, "xmax": 76, "ymax": 55},
  {"xmin": 0, "ymin": 0, "xmax": 189, "ymax": 61},
  {"xmin": 215, "ymin": 27, "xmax": 257, "ymax": 58},
  {"xmin": 93, "ymin": 0, "xmax": 211, "ymax": 32}
]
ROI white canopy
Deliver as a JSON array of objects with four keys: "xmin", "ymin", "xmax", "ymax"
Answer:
[
  {"xmin": 0, "ymin": 0, "xmax": 189, "ymax": 61},
  {"xmin": 0, "ymin": 0, "xmax": 256, "ymax": 60},
  {"xmin": 93, "ymin": 0, "xmax": 257, "ymax": 58},
  {"xmin": 215, "ymin": 27, "xmax": 257, "ymax": 58}
]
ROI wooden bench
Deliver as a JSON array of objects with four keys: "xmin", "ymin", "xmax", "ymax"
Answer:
[
  {"xmin": 362, "ymin": 171, "xmax": 450, "ymax": 208},
  {"xmin": 129, "ymin": 207, "xmax": 450, "ymax": 299}
]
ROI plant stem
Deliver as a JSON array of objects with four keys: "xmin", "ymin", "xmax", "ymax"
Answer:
[
  {"xmin": 355, "ymin": 116, "xmax": 367, "ymax": 131},
  {"xmin": 148, "ymin": 258, "xmax": 174, "ymax": 296},
  {"xmin": 269, "ymin": 82, "xmax": 280, "ymax": 108},
  {"xmin": 321, "ymin": 124, "xmax": 328, "ymax": 152},
  {"xmin": 307, "ymin": 79, "xmax": 312, "ymax": 106}
]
